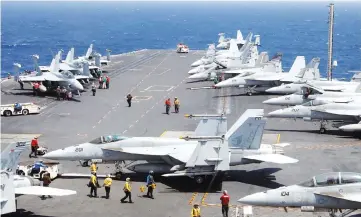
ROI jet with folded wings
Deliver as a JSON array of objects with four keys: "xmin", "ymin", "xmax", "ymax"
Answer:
[{"xmin": 238, "ymin": 172, "xmax": 361, "ymax": 217}]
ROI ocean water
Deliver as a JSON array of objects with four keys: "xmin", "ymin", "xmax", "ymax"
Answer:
[{"xmin": 1, "ymin": 1, "xmax": 361, "ymax": 79}]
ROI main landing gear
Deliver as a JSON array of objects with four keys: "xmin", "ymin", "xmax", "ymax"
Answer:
[
  {"xmin": 319, "ymin": 121, "xmax": 327, "ymax": 134},
  {"xmin": 329, "ymin": 209, "xmax": 357, "ymax": 217}
]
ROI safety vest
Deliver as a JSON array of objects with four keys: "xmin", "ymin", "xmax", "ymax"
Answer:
[
  {"xmin": 191, "ymin": 207, "xmax": 201, "ymax": 217},
  {"xmin": 174, "ymin": 99, "xmax": 180, "ymax": 105},
  {"xmin": 31, "ymin": 139, "xmax": 38, "ymax": 147},
  {"xmin": 90, "ymin": 163, "xmax": 97, "ymax": 172},
  {"xmin": 165, "ymin": 100, "xmax": 171, "ymax": 106},
  {"xmin": 90, "ymin": 174, "xmax": 97, "ymax": 185},
  {"xmin": 104, "ymin": 177, "xmax": 112, "ymax": 187},
  {"xmin": 124, "ymin": 181, "xmax": 131, "ymax": 192}
]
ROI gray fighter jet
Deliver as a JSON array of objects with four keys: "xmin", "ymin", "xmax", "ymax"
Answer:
[
  {"xmin": 267, "ymin": 101, "xmax": 361, "ymax": 134},
  {"xmin": 238, "ymin": 172, "xmax": 361, "ymax": 217},
  {"xmin": 43, "ymin": 109, "xmax": 298, "ymax": 185},
  {"xmin": 263, "ymin": 83, "xmax": 361, "ymax": 106}
]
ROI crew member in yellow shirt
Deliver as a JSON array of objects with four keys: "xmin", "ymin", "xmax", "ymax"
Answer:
[
  {"xmin": 174, "ymin": 97, "xmax": 180, "ymax": 113},
  {"xmin": 103, "ymin": 174, "xmax": 112, "ymax": 199},
  {"xmin": 121, "ymin": 177, "xmax": 133, "ymax": 203},
  {"xmin": 90, "ymin": 162, "xmax": 98, "ymax": 175},
  {"xmin": 191, "ymin": 203, "xmax": 201, "ymax": 217},
  {"xmin": 89, "ymin": 171, "xmax": 98, "ymax": 198}
]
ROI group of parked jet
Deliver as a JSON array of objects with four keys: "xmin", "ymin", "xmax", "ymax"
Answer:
[
  {"xmin": 13, "ymin": 44, "xmax": 112, "ymax": 95},
  {"xmin": 187, "ymin": 30, "xmax": 361, "ymax": 135},
  {"xmin": 185, "ymin": 29, "xmax": 361, "ymax": 217}
]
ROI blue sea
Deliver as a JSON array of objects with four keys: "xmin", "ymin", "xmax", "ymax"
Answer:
[{"xmin": 2, "ymin": 1, "xmax": 361, "ymax": 79}]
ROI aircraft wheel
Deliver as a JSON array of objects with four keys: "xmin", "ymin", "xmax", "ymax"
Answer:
[
  {"xmin": 320, "ymin": 128, "xmax": 326, "ymax": 134},
  {"xmin": 195, "ymin": 176, "xmax": 204, "ymax": 184},
  {"xmin": 115, "ymin": 172, "xmax": 122, "ymax": 180},
  {"xmin": 22, "ymin": 109, "xmax": 29, "ymax": 115}
]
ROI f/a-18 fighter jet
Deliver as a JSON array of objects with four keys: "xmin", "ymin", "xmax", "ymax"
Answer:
[
  {"xmin": 238, "ymin": 172, "xmax": 361, "ymax": 217},
  {"xmin": 43, "ymin": 109, "xmax": 298, "ymax": 186}
]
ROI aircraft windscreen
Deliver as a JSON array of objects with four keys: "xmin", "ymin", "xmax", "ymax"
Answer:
[
  {"xmin": 314, "ymin": 173, "xmax": 340, "ymax": 186},
  {"xmin": 298, "ymin": 179, "xmax": 315, "ymax": 187},
  {"xmin": 301, "ymin": 101, "xmax": 313, "ymax": 107},
  {"xmin": 340, "ymin": 172, "xmax": 361, "ymax": 184},
  {"xmin": 63, "ymin": 71, "xmax": 75, "ymax": 79},
  {"xmin": 89, "ymin": 135, "xmax": 127, "ymax": 144}
]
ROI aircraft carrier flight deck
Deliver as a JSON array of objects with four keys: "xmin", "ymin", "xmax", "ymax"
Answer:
[{"xmin": 1, "ymin": 49, "xmax": 361, "ymax": 217}]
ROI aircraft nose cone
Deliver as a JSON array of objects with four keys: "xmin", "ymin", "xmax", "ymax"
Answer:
[
  {"xmin": 263, "ymin": 97, "xmax": 283, "ymax": 105},
  {"xmin": 267, "ymin": 109, "xmax": 285, "ymax": 117},
  {"xmin": 191, "ymin": 60, "xmax": 202, "ymax": 67},
  {"xmin": 265, "ymin": 86, "xmax": 283, "ymax": 94},
  {"xmin": 215, "ymin": 79, "xmax": 236, "ymax": 88},
  {"xmin": 188, "ymin": 72, "xmax": 207, "ymax": 80},
  {"xmin": 188, "ymin": 68, "xmax": 199, "ymax": 75},
  {"xmin": 74, "ymin": 81, "xmax": 84, "ymax": 91},
  {"xmin": 238, "ymin": 192, "xmax": 267, "ymax": 206},
  {"xmin": 43, "ymin": 149, "xmax": 65, "ymax": 160}
]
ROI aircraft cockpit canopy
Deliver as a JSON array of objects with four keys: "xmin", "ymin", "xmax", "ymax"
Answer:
[
  {"xmin": 89, "ymin": 135, "xmax": 128, "ymax": 144},
  {"xmin": 63, "ymin": 71, "xmax": 75, "ymax": 79},
  {"xmin": 298, "ymin": 172, "xmax": 361, "ymax": 187},
  {"xmin": 301, "ymin": 101, "xmax": 314, "ymax": 107}
]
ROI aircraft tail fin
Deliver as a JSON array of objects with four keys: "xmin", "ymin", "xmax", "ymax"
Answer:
[
  {"xmin": 236, "ymin": 30, "xmax": 243, "ymax": 41},
  {"xmin": 94, "ymin": 53, "xmax": 101, "ymax": 67},
  {"xmin": 355, "ymin": 82, "xmax": 361, "ymax": 93},
  {"xmin": 351, "ymin": 71, "xmax": 361, "ymax": 82},
  {"xmin": 225, "ymin": 109, "xmax": 266, "ymax": 149},
  {"xmin": 82, "ymin": 62, "xmax": 90, "ymax": 77},
  {"xmin": 85, "ymin": 44, "xmax": 93, "ymax": 59},
  {"xmin": 57, "ymin": 50, "xmax": 63, "ymax": 62},
  {"xmin": 106, "ymin": 49, "xmax": 111, "ymax": 61},
  {"xmin": 32, "ymin": 55, "xmax": 42, "ymax": 76},
  {"xmin": 0, "ymin": 171, "xmax": 16, "ymax": 215},
  {"xmin": 13, "ymin": 63, "xmax": 21, "ymax": 82},
  {"xmin": 50, "ymin": 54, "xmax": 60, "ymax": 73},
  {"xmin": 218, "ymin": 33, "xmax": 225, "ymax": 43},
  {"xmin": 288, "ymin": 56, "xmax": 306, "ymax": 76},
  {"xmin": 228, "ymin": 39, "xmax": 238, "ymax": 54},
  {"xmin": 270, "ymin": 52, "xmax": 283, "ymax": 62},
  {"xmin": 254, "ymin": 35, "xmax": 261, "ymax": 46},
  {"xmin": 1, "ymin": 141, "xmax": 30, "ymax": 173},
  {"xmin": 296, "ymin": 57, "xmax": 320, "ymax": 79},
  {"xmin": 255, "ymin": 52, "xmax": 267, "ymax": 66},
  {"xmin": 65, "ymin": 48, "xmax": 74, "ymax": 63},
  {"xmin": 190, "ymin": 114, "xmax": 228, "ymax": 136}
]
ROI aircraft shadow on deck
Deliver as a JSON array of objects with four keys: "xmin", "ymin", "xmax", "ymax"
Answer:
[
  {"xmin": 117, "ymin": 168, "xmax": 283, "ymax": 193},
  {"xmin": 186, "ymin": 80, "xmax": 208, "ymax": 84},
  {"xmin": 3, "ymin": 209, "xmax": 54, "ymax": 217},
  {"xmin": 266, "ymin": 128, "xmax": 361, "ymax": 139}
]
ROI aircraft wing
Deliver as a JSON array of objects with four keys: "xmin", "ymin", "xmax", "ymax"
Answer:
[
  {"xmin": 15, "ymin": 186, "xmax": 76, "ymax": 196},
  {"xmin": 102, "ymin": 144, "xmax": 196, "ymax": 163},
  {"xmin": 20, "ymin": 73, "xmax": 64, "ymax": 82},
  {"xmin": 74, "ymin": 75, "xmax": 89, "ymax": 80},
  {"xmin": 314, "ymin": 192, "xmax": 361, "ymax": 203},
  {"xmin": 243, "ymin": 154, "xmax": 299, "ymax": 164},
  {"xmin": 311, "ymin": 109, "xmax": 361, "ymax": 117},
  {"xmin": 246, "ymin": 73, "xmax": 283, "ymax": 81}
]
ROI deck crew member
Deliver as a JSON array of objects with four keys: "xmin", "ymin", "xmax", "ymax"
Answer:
[
  {"xmin": 220, "ymin": 190, "xmax": 230, "ymax": 217},
  {"xmin": 41, "ymin": 172, "xmax": 52, "ymax": 199},
  {"xmin": 30, "ymin": 160, "xmax": 47, "ymax": 176},
  {"xmin": 165, "ymin": 98, "xmax": 171, "ymax": 115},
  {"xmin": 121, "ymin": 177, "xmax": 133, "ymax": 203},
  {"xmin": 146, "ymin": 170, "xmax": 155, "ymax": 199},
  {"xmin": 174, "ymin": 97, "xmax": 180, "ymax": 113},
  {"xmin": 191, "ymin": 203, "xmax": 201, "ymax": 217},
  {"xmin": 106, "ymin": 75, "xmax": 110, "ymax": 89},
  {"xmin": 90, "ymin": 162, "xmax": 98, "ymax": 175},
  {"xmin": 127, "ymin": 94, "xmax": 133, "ymax": 107},
  {"xmin": 91, "ymin": 83, "xmax": 97, "ymax": 96},
  {"xmin": 102, "ymin": 76, "xmax": 107, "ymax": 89},
  {"xmin": 103, "ymin": 174, "xmax": 112, "ymax": 199},
  {"xmin": 56, "ymin": 86, "xmax": 61, "ymax": 100},
  {"xmin": 89, "ymin": 171, "xmax": 98, "ymax": 198},
  {"xmin": 14, "ymin": 102, "xmax": 22, "ymax": 113},
  {"xmin": 33, "ymin": 82, "xmax": 40, "ymax": 96},
  {"xmin": 29, "ymin": 136, "xmax": 39, "ymax": 158},
  {"xmin": 99, "ymin": 76, "xmax": 103, "ymax": 89}
]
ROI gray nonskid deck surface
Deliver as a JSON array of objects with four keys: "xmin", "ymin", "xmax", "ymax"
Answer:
[{"xmin": 1, "ymin": 49, "xmax": 361, "ymax": 217}]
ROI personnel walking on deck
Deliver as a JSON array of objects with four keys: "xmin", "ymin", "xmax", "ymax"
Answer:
[
  {"xmin": 88, "ymin": 171, "xmax": 98, "ymax": 198},
  {"xmin": 165, "ymin": 98, "xmax": 171, "ymax": 115},
  {"xmin": 61, "ymin": 87, "xmax": 67, "ymax": 100},
  {"xmin": 41, "ymin": 172, "xmax": 52, "ymax": 199},
  {"xmin": 127, "ymin": 94, "xmax": 133, "ymax": 107},
  {"xmin": 56, "ymin": 86, "xmax": 61, "ymax": 100},
  {"xmin": 33, "ymin": 82, "xmax": 40, "ymax": 96},
  {"xmin": 29, "ymin": 137, "xmax": 39, "ymax": 158},
  {"xmin": 146, "ymin": 170, "xmax": 155, "ymax": 199},
  {"xmin": 103, "ymin": 174, "xmax": 112, "ymax": 199},
  {"xmin": 174, "ymin": 97, "xmax": 180, "ymax": 113},
  {"xmin": 102, "ymin": 76, "xmax": 107, "ymax": 89},
  {"xmin": 220, "ymin": 190, "xmax": 230, "ymax": 217},
  {"xmin": 91, "ymin": 83, "xmax": 97, "ymax": 96},
  {"xmin": 121, "ymin": 177, "xmax": 133, "ymax": 203},
  {"xmin": 105, "ymin": 75, "xmax": 110, "ymax": 89},
  {"xmin": 191, "ymin": 203, "xmax": 201, "ymax": 217},
  {"xmin": 99, "ymin": 76, "xmax": 103, "ymax": 89}
]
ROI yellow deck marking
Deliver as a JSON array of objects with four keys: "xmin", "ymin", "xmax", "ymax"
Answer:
[
  {"xmin": 188, "ymin": 192, "xmax": 198, "ymax": 205},
  {"xmin": 276, "ymin": 134, "xmax": 281, "ymax": 144},
  {"xmin": 160, "ymin": 131, "xmax": 167, "ymax": 137}
]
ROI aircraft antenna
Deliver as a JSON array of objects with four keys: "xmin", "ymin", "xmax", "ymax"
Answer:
[{"xmin": 327, "ymin": 3, "xmax": 335, "ymax": 81}]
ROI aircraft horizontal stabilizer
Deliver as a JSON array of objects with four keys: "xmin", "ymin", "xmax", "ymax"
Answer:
[
  {"xmin": 314, "ymin": 192, "xmax": 361, "ymax": 203},
  {"xmin": 15, "ymin": 186, "xmax": 76, "ymax": 196},
  {"xmin": 0, "ymin": 198, "xmax": 8, "ymax": 203},
  {"xmin": 243, "ymin": 154, "xmax": 298, "ymax": 164},
  {"xmin": 321, "ymin": 86, "xmax": 345, "ymax": 92}
]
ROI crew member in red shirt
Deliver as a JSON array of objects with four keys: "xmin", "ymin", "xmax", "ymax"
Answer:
[
  {"xmin": 29, "ymin": 136, "xmax": 39, "ymax": 158},
  {"xmin": 165, "ymin": 98, "xmax": 171, "ymax": 115},
  {"xmin": 220, "ymin": 190, "xmax": 230, "ymax": 217},
  {"xmin": 33, "ymin": 82, "xmax": 40, "ymax": 96}
]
